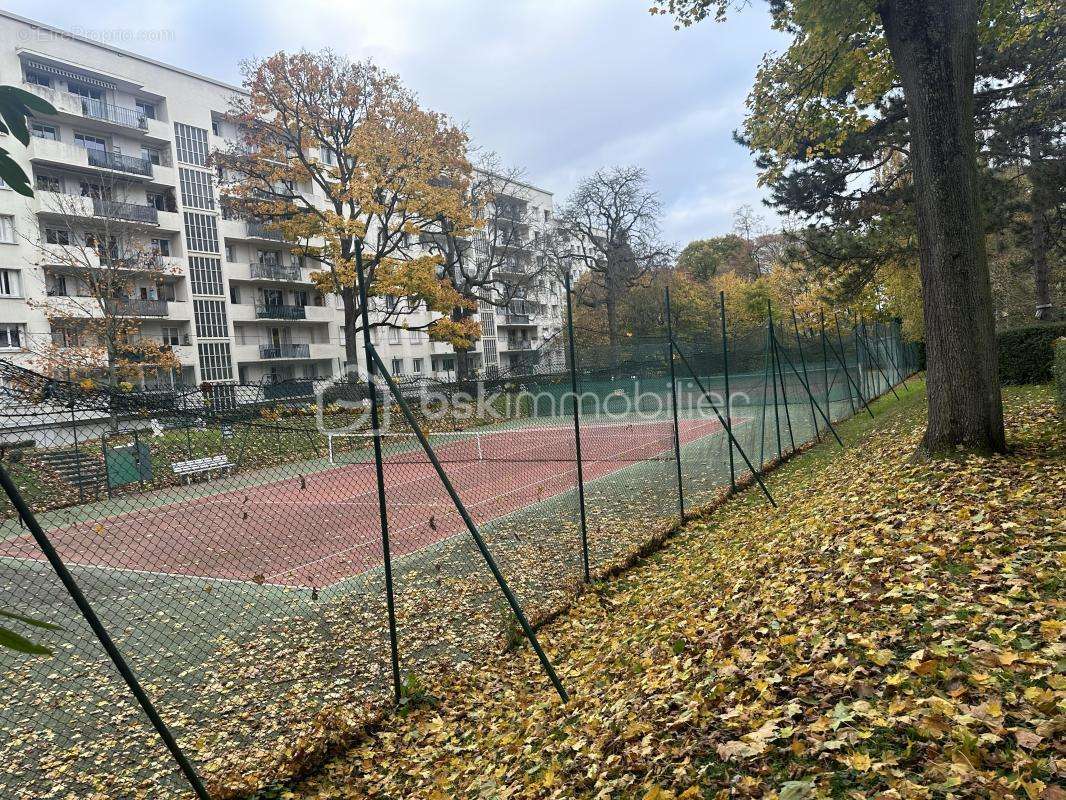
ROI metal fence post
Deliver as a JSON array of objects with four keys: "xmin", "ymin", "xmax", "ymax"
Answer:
[
  {"xmin": 769, "ymin": 303, "xmax": 796, "ymax": 453},
  {"xmin": 366, "ymin": 345, "xmax": 570, "ymax": 703},
  {"xmin": 791, "ymin": 308, "xmax": 821, "ymax": 443},
  {"xmin": 719, "ymin": 291, "xmax": 736, "ymax": 491},
  {"xmin": 758, "ymin": 322, "xmax": 771, "ymax": 468},
  {"xmin": 820, "ymin": 310, "xmax": 832, "ymax": 421},
  {"xmin": 354, "ymin": 239, "xmax": 402, "ymax": 705},
  {"xmin": 767, "ymin": 311, "xmax": 783, "ymax": 459},
  {"xmin": 665, "ymin": 287, "xmax": 685, "ymax": 523},
  {"xmin": 0, "ymin": 465, "xmax": 212, "ymax": 800},
  {"xmin": 563, "ymin": 269, "xmax": 590, "ymax": 583}
]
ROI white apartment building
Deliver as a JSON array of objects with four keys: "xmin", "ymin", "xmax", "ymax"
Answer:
[{"xmin": 0, "ymin": 10, "xmax": 565, "ymax": 392}]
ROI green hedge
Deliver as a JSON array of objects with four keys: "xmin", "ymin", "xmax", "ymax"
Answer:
[
  {"xmin": 1054, "ymin": 338, "xmax": 1066, "ymax": 415},
  {"xmin": 996, "ymin": 322, "xmax": 1066, "ymax": 385}
]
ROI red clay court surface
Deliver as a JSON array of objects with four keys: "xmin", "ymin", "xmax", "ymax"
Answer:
[{"xmin": 0, "ymin": 418, "xmax": 739, "ymax": 589}]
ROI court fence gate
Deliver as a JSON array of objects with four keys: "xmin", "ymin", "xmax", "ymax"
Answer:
[{"xmin": 0, "ymin": 280, "xmax": 919, "ymax": 798}]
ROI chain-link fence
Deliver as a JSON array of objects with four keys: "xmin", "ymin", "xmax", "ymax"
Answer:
[{"xmin": 0, "ymin": 287, "xmax": 918, "ymax": 799}]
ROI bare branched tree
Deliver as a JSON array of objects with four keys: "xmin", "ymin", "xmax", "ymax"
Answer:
[
  {"xmin": 23, "ymin": 167, "xmax": 181, "ymax": 408},
  {"xmin": 421, "ymin": 156, "xmax": 555, "ymax": 379},
  {"xmin": 557, "ymin": 166, "xmax": 674, "ymax": 370}
]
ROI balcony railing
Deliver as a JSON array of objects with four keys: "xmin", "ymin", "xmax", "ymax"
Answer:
[
  {"xmin": 250, "ymin": 262, "xmax": 302, "ymax": 281},
  {"xmin": 86, "ymin": 148, "xmax": 153, "ymax": 177},
  {"xmin": 259, "ymin": 343, "xmax": 311, "ymax": 359},
  {"xmin": 92, "ymin": 197, "xmax": 159, "ymax": 224},
  {"xmin": 115, "ymin": 298, "xmax": 168, "ymax": 317},
  {"xmin": 72, "ymin": 95, "xmax": 149, "ymax": 130},
  {"xmin": 503, "ymin": 314, "xmax": 532, "ymax": 325},
  {"xmin": 505, "ymin": 340, "xmax": 533, "ymax": 351},
  {"xmin": 255, "ymin": 303, "xmax": 306, "ymax": 320},
  {"xmin": 247, "ymin": 222, "xmax": 284, "ymax": 240}
]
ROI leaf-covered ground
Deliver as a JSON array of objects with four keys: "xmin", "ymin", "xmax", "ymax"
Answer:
[{"xmin": 287, "ymin": 383, "xmax": 1064, "ymax": 799}]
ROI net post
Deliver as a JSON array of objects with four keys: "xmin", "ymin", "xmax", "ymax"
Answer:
[
  {"xmin": 758, "ymin": 322, "xmax": 771, "ymax": 467},
  {"xmin": 354, "ymin": 239, "xmax": 402, "ymax": 705},
  {"xmin": 0, "ymin": 464, "xmax": 213, "ymax": 800},
  {"xmin": 719, "ymin": 291, "xmax": 736, "ymax": 492},
  {"xmin": 665, "ymin": 287, "xmax": 685, "ymax": 523},
  {"xmin": 563, "ymin": 269, "xmax": 591, "ymax": 583},
  {"xmin": 366, "ymin": 344, "xmax": 570, "ymax": 703},
  {"xmin": 791, "ymin": 307, "xmax": 821, "ymax": 443}
]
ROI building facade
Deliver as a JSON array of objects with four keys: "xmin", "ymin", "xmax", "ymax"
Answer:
[{"xmin": 0, "ymin": 11, "xmax": 564, "ymax": 392}]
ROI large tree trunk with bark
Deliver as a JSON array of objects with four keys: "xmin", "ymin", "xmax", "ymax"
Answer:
[
  {"xmin": 341, "ymin": 287, "xmax": 361, "ymax": 371},
  {"xmin": 1027, "ymin": 133, "xmax": 1053, "ymax": 321},
  {"xmin": 878, "ymin": 0, "xmax": 1006, "ymax": 455}
]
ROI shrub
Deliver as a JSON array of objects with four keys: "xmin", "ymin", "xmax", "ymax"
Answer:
[
  {"xmin": 1054, "ymin": 337, "xmax": 1066, "ymax": 416},
  {"xmin": 996, "ymin": 322, "xmax": 1066, "ymax": 385}
]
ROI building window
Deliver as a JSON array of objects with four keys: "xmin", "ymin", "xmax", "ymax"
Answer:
[
  {"xmin": 387, "ymin": 327, "xmax": 401, "ymax": 344},
  {"xmin": 151, "ymin": 238, "xmax": 171, "ymax": 257},
  {"xmin": 198, "ymin": 341, "xmax": 233, "ymax": 381},
  {"xmin": 30, "ymin": 122, "xmax": 57, "ymax": 140},
  {"xmin": 211, "ymin": 119, "xmax": 221, "ymax": 137},
  {"xmin": 0, "ymin": 216, "xmax": 15, "ymax": 244},
  {"xmin": 193, "ymin": 299, "xmax": 229, "ymax": 338},
  {"xmin": 174, "ymin": 122, "xmax": 209, "ymax": 166},
  {"xmin": 136, "ymin": 100, "xmax": 156, "ymax": 120},
  {"xmin": 44, "ymin": 227, "xmax": 70, "ymax": 246},
  {"xmin": 229, "ymin": 285, "xmax": 240, "ymax": 304},
  {"xmin": 412, "ymin": 358, "xmax": 423, "ymax": 374},
  {"xmin": 391, "ymin": 358, "xmax": 404, "ymax": 375},
  {"xmin": 141, "ymin": 145, "xmax": 163, "ymax": 166},
  {"xmin": 161, "ymin": 326, "xmax": 181, "ymax": 346},
  {"xmin": 179, "ymin": 167, "xmax": 215, "ymax": 210},
  {"xmin": 225, "ymin": 244, "xmax": 236, "ymax": 262},
  {"xmin": 147, "ymin": 191, "xmax": 166, "ymax": 211},
  {"xmin": 0, "ymin": 323, "xmax": 24, "ymax": 350},
  {"xmin": 35, "ymin": 173, "xmax": 62, "ymax": 193},
  {"xmin": 483, "ymin": 339, "xmax": 498, "ymax": 365},
  {"xmin": 0, "ymin": 269, "xmax": 20, "ymax": 297},
  {"xmin": 184, "ymin": 212, "xmax": 219, "ymax": 253},
  {"xmin": 189, "ymin": 256, "xmax": 224, "ymax": 296},
  {"xmin": 24, "ymin": 70, "xmax": 52, "ymax": 88},
  {"xmin": 74, "ymin": 132, "xmax": 107, "ymax": 151}
]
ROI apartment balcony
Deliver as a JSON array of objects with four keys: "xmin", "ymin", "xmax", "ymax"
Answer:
[
  {"xmin": 249, "ymin": 263, "xmax": 304, "ymax": 282},
  {"xmin": 259, "ymin": 343, "xmax": 311, "ymax": 359},
  {"xmin": 29, "ymin": 137, "xmax": 153, "ymax": 179},
  {"xmin": 220, "ymin": 218, "xmax": 286, "ymax": 242},
  {"xmin": 254, "ymin": 303, "xmax": 306, "ymax": 321},
  {"xmin": 21, "ymin": 83, "xmax": 149, "ymax": 133},
  {"xmin": 93, "ymin": 198, "xmax": 159, "ymax": 224},
  {"xmin": 503, "ymin": 340, "xmax": 534, "ymax": 351},
  {"xmin": 501, "ymin": 314, "xmax": 535, "ymax": 326},
  {"xmin": 115, "ymin": 298, "xmax": 168, "ymax": 317}
]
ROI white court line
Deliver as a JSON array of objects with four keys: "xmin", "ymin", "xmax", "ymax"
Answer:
[{"xmin": 265, "ymin": 417, "xmax": 739, "ymax": 584}]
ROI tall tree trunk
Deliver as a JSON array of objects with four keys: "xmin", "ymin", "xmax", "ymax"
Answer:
[
  {"xmin": 1027, "ymin": 133, "xmax": 1053, "ymax": 321},
  {"xmin": 605, "ymin": 285, "xmax": 621, "ymax": 377},
  {"xmin": 878, "ymin": 0, "xmax": 1006, "ymax": 455},
  {"xmin": 341, "ymin": 287, "xmax": 361, "ymax": 373}
]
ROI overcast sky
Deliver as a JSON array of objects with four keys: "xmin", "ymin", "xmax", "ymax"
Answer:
[{"xmin": 7, "ymin": 0, "xmax": 790, "ymax": 246}]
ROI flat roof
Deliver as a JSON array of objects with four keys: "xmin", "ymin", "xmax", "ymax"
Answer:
[{"xmin": 0, "ymin": 8, "xmax": 247, "ymax": 94}]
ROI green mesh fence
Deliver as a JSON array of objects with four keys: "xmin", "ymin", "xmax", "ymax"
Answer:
[{"xmin": 0, "ymin": 292, "xmax": 918, "ymax": 799}]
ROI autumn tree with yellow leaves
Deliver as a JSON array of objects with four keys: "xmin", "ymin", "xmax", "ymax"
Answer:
[{"xmin": 215, "ymin": 50, "xmax": 479, "ymax": 370}]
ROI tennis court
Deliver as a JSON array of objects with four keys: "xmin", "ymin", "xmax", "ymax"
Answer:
[{"xmin": 0, "ymin": 416, "xmax": 736, "ymax": 590}]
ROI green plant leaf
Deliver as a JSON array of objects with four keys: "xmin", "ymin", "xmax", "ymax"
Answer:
[
  {"xmin": 0, "ymin": 609, "xmax": 63, "ymax": 631},
  {"xmin": 0, "ymin": 148, "xmax": 35, "ymax": 197},
  {"xmin": 0, "ymin": 85, "xmax": 58, "ymax": 145},
  {"xmin": 0, "ymin": 625, "xmax": 52, "ymax": 655}
]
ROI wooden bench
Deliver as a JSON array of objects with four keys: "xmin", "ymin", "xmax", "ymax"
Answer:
[{"xmin": 171, "ymin": 454, "xmax": 234, "ymax": 484}]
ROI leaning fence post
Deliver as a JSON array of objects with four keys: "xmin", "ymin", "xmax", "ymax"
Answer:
[
  {"xmin": 367, "ymin": 344, "xmax": 570, "ymax": 702},
  {"xmin": 767, "ymin": 311, "xmax": 783, "ymax": 459},
  {"xmin": 768, "ymin": 303, "xmax": 797, "ymax": 454},
  {"xmin": 820, "ymin": 310, "xmax": 833, "ymax": 422},
  {"xmin": 0, "ymin": 465, "xmax": 212, "ymax": 800},
  {"xmin": 355, "ymin": 239, "xmax": 402, "ymax": 705},
  {"xmin": 719, "ymin": 291, "xmax": 736, "ymax": 492},
  {"xmin": 664, "ymin": 287, "xmax": 685, "ymax": 523},
  {"xmin": 563, "ymin": 268, "xmax": 590, "ymax": 583},
  {"xmin": 791, "ymin": 308, "xmax": 821, "ymax": 443}
]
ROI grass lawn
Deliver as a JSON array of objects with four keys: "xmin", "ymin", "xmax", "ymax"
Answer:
[{"xmin": 285, "ymin": 380, "xmax": 1064, "ymax": 799}]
